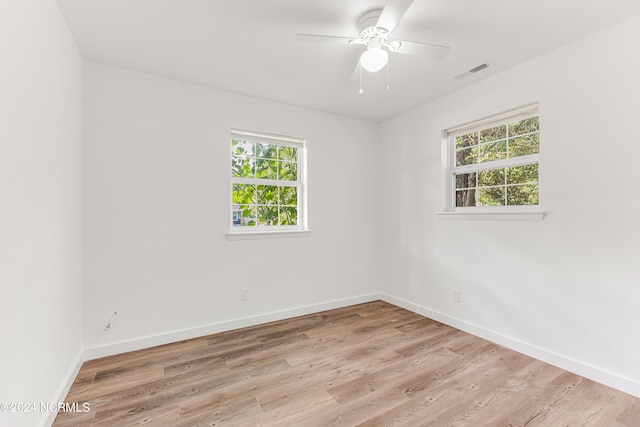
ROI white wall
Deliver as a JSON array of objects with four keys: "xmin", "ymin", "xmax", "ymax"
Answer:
[
  {"xmin": 0, "ymin": 1, "xmax": 84, "ymax": 427},
  {"xmin": 379, "ymin": 15, "xmax": 640, "ymax": 397},
  {"xmin": 83, "ymin": 62, "xmax": 380, "ymax": 356}
]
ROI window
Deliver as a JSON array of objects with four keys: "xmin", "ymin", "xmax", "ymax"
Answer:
[
  {"xmin": 444, "ymin": 104, "xmax": 540, "ymax": 212},
  {"xmin": 230, "ymin": 129, "xmax": 306, "ymax": 234}
]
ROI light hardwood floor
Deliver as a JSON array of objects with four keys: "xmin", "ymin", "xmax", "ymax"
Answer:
[{"xmin": 54, "ymin": 301, "xmax": 640, "ymax": 426}]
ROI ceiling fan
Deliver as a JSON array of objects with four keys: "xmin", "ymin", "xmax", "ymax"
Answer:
[{"xmin": 296, "ymin": 0, "xmax": 451, "ymax": 75}]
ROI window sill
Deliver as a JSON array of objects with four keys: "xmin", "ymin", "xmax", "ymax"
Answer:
[
  {"xmin": 226, "ymin": 230, "xmax": 311, "ymax": 241},
  {"xmin": 437, "ymin": 211, "xmax": 545, "ymax": 221}
]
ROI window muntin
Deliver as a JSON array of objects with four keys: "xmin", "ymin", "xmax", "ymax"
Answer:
[
  {"xmin": 446, "ymin": 105, "xmax": 539, "ymax": 209},
  {"xmin": 230, "ymin": 130, "xmax": 306, "ymax": 231}
]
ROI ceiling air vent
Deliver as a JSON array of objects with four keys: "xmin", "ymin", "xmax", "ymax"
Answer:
[{"xmin": 453, "ymin": 63, "xmax": 491, "ymax": 80}]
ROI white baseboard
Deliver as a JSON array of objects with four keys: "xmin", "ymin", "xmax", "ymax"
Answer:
[
  {"xmin": 83, "ymin": 293, "xmax": 380, "ymax": 361},
  {"xmin": 379, "ymin": 292, "xmax": 640, "ymax": 398},
  {"xmin": 79, "ymin": 291, "xmax": 640, "ymax": 400},
  {"xmin": 42, "ymin": 350, "xmax": 84, "ymax": 427}
]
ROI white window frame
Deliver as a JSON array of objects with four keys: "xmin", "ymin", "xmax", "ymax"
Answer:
[
  {"xmin": 227, "ymin": 128, "xmax": 309, "ymax": 239},
  {"xmin": 438, "ymin": 103, "xmax": 544, "ymax": 221}
]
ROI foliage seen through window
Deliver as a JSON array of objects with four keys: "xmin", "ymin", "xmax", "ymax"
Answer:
[
  {"xmin": 452, "ymin": 115, "xmax": 539, "ymax": 207},
  {"xmin": 231, "ymin": 139, "xmax": 301, "ymax": 227}
]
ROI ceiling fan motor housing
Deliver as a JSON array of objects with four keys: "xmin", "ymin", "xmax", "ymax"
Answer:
[{"xmin": 358, "ymin": 10, "xmax": 390, "ymax": 41}]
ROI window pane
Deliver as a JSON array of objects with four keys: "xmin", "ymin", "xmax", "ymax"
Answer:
[
  {"xmin": 256, "ymin": 159, "xmax": 277, "ymax": 179},
  {"xmin": 456, "ymin": 189, "xmax": 476, "ymax": 207},
  {"xmin": 479, "ymin": 125, "xmax": 506, "ymax": 143},
  {"xmin": 256, "ymin": 143, "xmax": 277, "ymax": 159},
  {"xmin": 257, "ymin": 185, "xmax": 278, "ymax": 205},
  {"xmin": 507, "ymin": 184, "xmax": 539, "ymax": 205},
  {"xmin": 477, "ymin": 187, "xmax": 505, "ymax": 206},
  {"xmin": 231, "ymin": 140, "xmax": 254, "ymax": 157},
  {"xmin": 234, "ymin": 205, "xmax": 256, "ymax": 226},
  {"xmin": 280, "ymin": 207, "xmax": 298, "ymax": 225},
  {"xmin": 479, "ymin": 141, "xmax": 507, "ymax": 162},
  {"xmin": 506, "ymin": 164, "xmax": 538, "ymax": 185},
  {"xmin": 456, "ymin": 147, "xmax": 477, "ymax": 166},
  {"xmin": 478, "ymin": 168, "xmax": 505, "ymax": 187},
  {"xmin": 279, "ymin": 161, "xmax": 298, "ymax": 181},
  {"xmin": 509, "ymin": 134, "xmax": 539, "ymax": 157},
  {"xmin": 455, "ymin": 133, "xmax": 478, "ymax": 149},
  {"xmin": 455, "ymin": 172, "xmax": 476, "ymax": 189},
  {"xmin": 509, "ymin": 117, "xmax": 539, "ymax": 136},
  {"xmin": 233, "ymin": 184, "xmax": 256, "ymax": 204},
  {"xmin": 279, "ymin": 186, "xmax": 297, "ymax": 206},
  {"xmin": 231, "ymin": 157, "xmax": 255, "ymax": 178},
  {"xmin": 278, "ymin": 146, "xmax": 298, "ymax": 161},
  {"xmin": 257, "ymin": 205, "xmax": 278, "ymax": 226}
]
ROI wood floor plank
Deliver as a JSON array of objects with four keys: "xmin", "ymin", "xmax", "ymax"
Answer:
[
  {"xmin": 258, "ymin": 390, "xmax": 338, "ymax": 426},
  {"xmin": 94, "ymin": 403, "xmax": 181, "ymax": 427},
  {"xmin": 54, "ymin": 301, "xmax": 640, "ymax": 426},
  {"xmin": 356, "ymin": 346, "xmax": 523, "ymax": 425},
  {"xmin": 176, "ymin": 396, "xmax": 264, "ymax": 427},
  {"xmin": 617, "ymin": 398, "xmax": 640, "ymax": 426},
  {"xmin": 538, "ymin": 379, "xmax": 638, "ymax": 427}
]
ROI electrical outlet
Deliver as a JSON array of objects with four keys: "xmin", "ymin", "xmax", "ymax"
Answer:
[
  {"xmin": 241, "ymin": 288, "xmax": 249, "ymax": 301},
  {"xmin": 452, "ymin": 289, "xmax": 461, "ymax": 303}
]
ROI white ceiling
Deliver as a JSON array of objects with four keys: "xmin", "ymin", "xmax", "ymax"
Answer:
[{"xmin": 57, "ymin": 0, "xmax": 640, "ymax": 122}]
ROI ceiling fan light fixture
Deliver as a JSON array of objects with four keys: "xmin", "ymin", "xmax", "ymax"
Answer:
[{"xmin": 360, "ymin": 46, "xmax": 388, "ymax": 72}]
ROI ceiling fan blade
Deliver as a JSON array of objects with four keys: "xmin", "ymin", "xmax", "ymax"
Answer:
[
  {"xmin": 376, "ymin": 0, "xmax": 415, "ymax": 33},
  {"xmin": 392, "ymin": 40, "xmax": 451, "ymax": 60},
  {"xmin": 296, "ymin": 34, "xmax": 356, "ymax": 45}
]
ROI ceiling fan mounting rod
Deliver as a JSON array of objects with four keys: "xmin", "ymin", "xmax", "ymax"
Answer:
[{"xmin": 358, "ymin": 9, "xmax": 384, "ymax": 32}]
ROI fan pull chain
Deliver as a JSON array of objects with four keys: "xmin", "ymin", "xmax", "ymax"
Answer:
[
  {"xmin": 359, "ymin": 64, "xmax": 364, "ymax": 94},
  {"xmin": 386, "ymin": 61, "xmax": 390, "ymax": 91}
]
